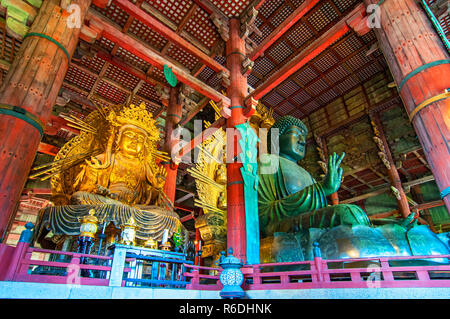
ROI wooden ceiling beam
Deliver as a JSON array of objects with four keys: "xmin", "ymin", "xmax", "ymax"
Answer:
[
  {"xmin": 95, "ymin": 49, "xmax": 165, "ymax": 87},
  {"xmin": 192, "ymin": 0, "xmax": 228, "ymax": 22},
  {"xmin": 110, "ymin": 0, "xmax": 229, "ymax": 77},
  {"xmin": 250, "ymin": 0, "xmax": 321, "ymax": 61},
  {"xmin": 88, "ymin": 11, "xmax": 230, "ymax": 105},
  {"xmin": 246, "ymin": 3, "xmax": 365, "ymax": 102}
]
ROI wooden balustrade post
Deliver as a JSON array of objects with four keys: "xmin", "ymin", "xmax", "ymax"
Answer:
[
  {"xmin": 380, "ymin": 258, "xmax": 394, "ymax": 282},
  {"xmin": 312, "ymin": 242, "xmax": 324, "ymax": 283},
  {"xmin": 252, "ymin": 265, "xmax": 261, "ymax": 286},
  {"xmin": 188, "ymin": 267, "xmax": 200, "ymax": 289},
  {"xmin": 109, "ymin": 245, "xmax": 127, "ymax": 287},
  {"xmin": 0, "ymin": 0, "xmax": 92, "ymax": 242},
  {"xmin": 4, "ymin": 222, "xmax": 33, "ymax": 281},
  {"xmin": 68, "ymin": 255, "xmax": 81, "ymax": 285}
]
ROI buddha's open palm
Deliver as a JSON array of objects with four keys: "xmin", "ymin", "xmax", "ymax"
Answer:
[{"xmin": 322, "ymin": 152, "xmax": 345, "ymax": 196}]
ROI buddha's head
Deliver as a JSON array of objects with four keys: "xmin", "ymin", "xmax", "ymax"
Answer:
[
  {"xmin": 107, "ymin": 102, "xmax": 160, "ymax": 160},
  {"xmin": 271, "ymin": 115, "xmax": 308, "ymax": 162},
  {"xmin": 117, "ymin": 125, "xmax": 147, "ymax": 158}
]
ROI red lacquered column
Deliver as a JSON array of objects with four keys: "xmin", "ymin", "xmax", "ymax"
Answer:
[
  {"xmin": 0, "ymin": 0, "xmax": 92, "ymax": 242},
  {"xmin": 225, "ymin": 18, "xmax": 249, "ymax": 262},
  {"xmin": 364, "ymin": 0, "xmax": 450, "ymax": 212}
]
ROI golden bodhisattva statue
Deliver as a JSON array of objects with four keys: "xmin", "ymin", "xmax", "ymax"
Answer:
[{"xmin": 35, "ymin": 102, "xmax": 184, "ymax": 247}]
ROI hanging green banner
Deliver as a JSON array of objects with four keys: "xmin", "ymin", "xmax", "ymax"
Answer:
[
  {"xmin": 164, "ymin": 64, "xmax": 177, "ymax": 87},
  {"xmin": 235, "ymin": 121, "xmax": 260, "ymax": 265}
]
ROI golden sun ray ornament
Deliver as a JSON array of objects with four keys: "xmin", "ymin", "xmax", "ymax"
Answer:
[{"xmin": 34, "ymin": 101, "xmax": 186, "ymax": 245}]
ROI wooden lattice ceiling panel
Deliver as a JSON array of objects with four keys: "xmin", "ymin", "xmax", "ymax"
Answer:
[
  {"xmin": 150, "ymin": 67, "xmax": 167, "ymax": 84},
  {"xmin": 96, "ymin": 36, "xmax": 116, "ymax": 53},
  {"xmin": 167, "ymin": 44, "xmax": 200, "ymax": 70},
  {"xmin": 143, "ymin": 0, "xmax": 195, "ymax": 26},
  {"xmin": 92, "ymin": 1, "xmax": 130, "ymax": 29},
  {"xmin": 114, "ymin": 46, "xmax": 152, "ymax": 72},
  {"xmin": 128, "ymin": 19, "xmax": 169, "ymax": 51},
  {"xmin": 96, "ymin": 80, "xmax": 128, "ymax": 104},
  {"xmin": 78, "ymin": 56, "xmax": 107, "ymax": 75},
  {"xmin": 210, "ymin": 0, "xmax": 251, "ymax": 17},
  {"xmin": 64, "ymin": 66, "xmax": 97, "ymax": 92},
  {"xmin": 137, "ymin": 82, "xmax": 162, "ymax": 104},
  {"xmin": 184, "ymin": 6, "xmax": 219, "ymax": 49},
  {"xmin": 104, "ymin": 64, "xmax": 141, "ymax": 91}
]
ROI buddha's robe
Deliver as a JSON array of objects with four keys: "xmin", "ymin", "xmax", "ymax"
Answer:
[{"xmin": 257, "ymin": 154, "xmax": 370, "ymax": 236}]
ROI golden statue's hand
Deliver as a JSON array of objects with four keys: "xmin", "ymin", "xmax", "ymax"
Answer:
[{"xmin": 154, "ymin": 165, "xmax": 167, "ymax": 189}]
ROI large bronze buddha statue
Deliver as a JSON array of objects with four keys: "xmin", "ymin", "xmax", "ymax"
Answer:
[
  {"xmin": 258, "ymin": 116, "xmax": 449, "ymax": 262},
  {"xmin": 258, "ymin": 115, "xmax": 370, "ymax": 237},
  {"xmin": 35, "ymin": 102, "xmax": 184, "ymax": 246}
]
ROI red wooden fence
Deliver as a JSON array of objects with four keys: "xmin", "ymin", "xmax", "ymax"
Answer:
[
  {"xmin": 183, "ymin": 255, "xmax": 450, "ymax": 290},
  {"xmin": 0, "ymin": 242, "xmax": 131, "ymax": 286},
  {"xmin": 2, "ymin": 241, "xmax": 450, "ymax": 291}
]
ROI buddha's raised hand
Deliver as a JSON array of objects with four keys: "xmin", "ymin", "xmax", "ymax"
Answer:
[{"xmin": 322, "ymin": 152, "xmax": 345, "ymax": 196}]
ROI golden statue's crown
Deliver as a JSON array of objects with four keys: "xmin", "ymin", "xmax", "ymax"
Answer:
[{"xmin": 108, "ymin": 102, "xmax": 160, "ymax": 141}]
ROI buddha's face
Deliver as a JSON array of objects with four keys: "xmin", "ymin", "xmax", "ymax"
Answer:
[
  {"xmin": 118, "ymin": 128, "xmax": 146, "ymax": 158},
  {"xmin": 279, "ymin": 125, "xmax": 307, "ymax": 162}
]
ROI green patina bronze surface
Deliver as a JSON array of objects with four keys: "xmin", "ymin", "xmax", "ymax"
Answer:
[
  {"xmin": 259, "ymin": 116, "xmax": 450, "ymax": 264},
  {"xmin": 258, "ymin": 115, "xmax": 370, "ymax": 237}
]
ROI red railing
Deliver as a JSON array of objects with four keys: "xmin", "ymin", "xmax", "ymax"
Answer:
[
  {"xmin": 183, "ymin": 255, "xmax": 450, "ymax": 290},
  {"xmin": 3, "ymin": 241, "xmax": 450, "ymax": 291},
  {"xmin": 0, "ymin": 242, "xmax": 131, "ymax": 286},
  {"xmin": 183, "ymin": 264, "xmax": 222, "ymax": 290}
]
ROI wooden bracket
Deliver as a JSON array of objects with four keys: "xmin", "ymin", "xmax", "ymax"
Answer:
[
  {"xmin": 240, "ymin": 7, "xmax": 259, "ymax": 38},
  {"xmin": 155, "ymin": 84, "xmax": 170, "ymax": 107},
  {"xmin": 240, "ymin": 6, "xmax": 262, "ymax": 55},
  {"xmin": 243, "ymin": 96, "xmax": 257, "ymax": 118},
  {"xmin": 211, "ymin": 12, "xmax": 229, "ymax": 42},
  {"xmin": 1, "ymin": 0, "xmax": 39, "ymax": 39},
  {"xmin": 242, "ymin": 57, "xmax": 254, "ymax": 76},
  {"xmin": 179, "ymin": 85, "xmax": 197, "ymax": 114},
  {"xmin": 217, "ymin": 70, "xmax": 230, "ymax": 88},
  {"xmin": 79, "ymin": 24, "xmax": 99, "ymax": 44},
  {"xmin": 218, "ymin": 99, "xmax": 231, "ymax": 119}
]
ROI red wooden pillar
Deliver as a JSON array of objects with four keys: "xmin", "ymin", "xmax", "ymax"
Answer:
[
  {"xmin": 225, "ymin": 18, "xmax": 248, "ymax": 262},
  {"xmin": 364, "ymin": 0, "xmax": 450, "ymax": 213},
  {"xmin": 162, "ymin": 85, "xmax": 181, "ymax": 204},
  {"xmin": 0, "ymin": 0, "xmax": 92, "ymax": 242},
  {"xmin": 372, "ymin": 112, "xmax": 411, "ymax": 218}
]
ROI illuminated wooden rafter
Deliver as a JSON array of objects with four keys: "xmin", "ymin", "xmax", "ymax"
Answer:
[
  {"xmin": 110, "ymin": 0, "xmax": 229, "ymax": 77},
  {"xmin": 246, "ymin": 3, "xmax": 365, "ymax": 102},
  {"xmin": 87, "ymin": 11, "xmax": 230, "ymax": 105},
  {"xmin": 249, "ymin": 0, "xmax": 321, "ymax": 61}
]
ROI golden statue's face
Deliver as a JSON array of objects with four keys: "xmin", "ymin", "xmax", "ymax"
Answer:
[{"xmin": 118, "ymin": 128, "xmax": 146, "ymax": 157}]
